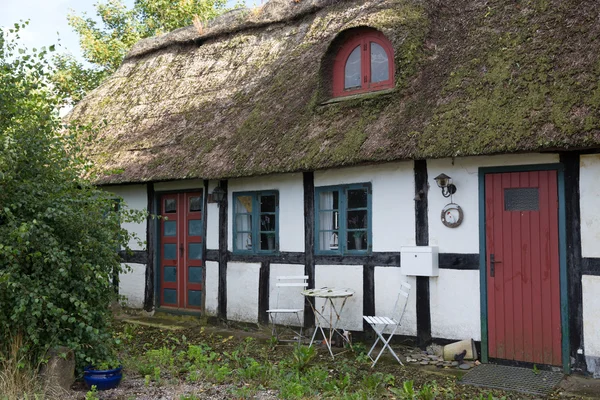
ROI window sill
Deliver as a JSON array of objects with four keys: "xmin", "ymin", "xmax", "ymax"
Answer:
[{"xmin": 321, "ymin": 88, "xmax": 396, "ymax": 106}]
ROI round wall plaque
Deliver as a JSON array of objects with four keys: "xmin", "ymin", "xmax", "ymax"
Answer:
[{"xmin": 441, "ymin": 203, "xmax": 463, "ymax": 228}]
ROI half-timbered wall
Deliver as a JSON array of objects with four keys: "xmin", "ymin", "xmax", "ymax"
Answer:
[
  {"xmin": 105, "ymin": 152, "xmax": 600, "ymax": 374},
  {"xmin": 579, "ymin": 154, "xmax": 600, "ymax": 376},
  {"xmin": 108, "ymin": 184, "xmax": 148, "ymax": 308}
]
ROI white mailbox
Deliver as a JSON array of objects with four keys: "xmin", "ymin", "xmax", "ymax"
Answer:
[{"xmin": 400, "ymin": 246, "xmax": 439, "ymax": 277}]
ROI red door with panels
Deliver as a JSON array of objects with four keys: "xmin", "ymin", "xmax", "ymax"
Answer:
[
  {"xmin": 160, "ymin": 192, "xmax": 204, "ymax": 310},
  {"xmin": 485, "ymin": 170, "xmax": 561, "ymax": 366}
]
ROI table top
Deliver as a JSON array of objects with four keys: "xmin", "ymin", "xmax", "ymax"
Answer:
[{"xmin": 301, "ymin": 287, "xmax": 354, "ymax": 298}]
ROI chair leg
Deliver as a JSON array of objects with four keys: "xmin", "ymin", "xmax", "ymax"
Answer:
[
  {"xmin": 371, "ymin": 325, "xmax": 401, "ymax": 367},
  {"xmin": 367, "ymin": 324, "xmax": 388, "ymax": 359}
]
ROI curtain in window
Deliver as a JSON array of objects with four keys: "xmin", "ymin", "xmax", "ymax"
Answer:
[
  {"xmin": 235, "ymin": 197, "xmax": 252, "ymax": 250},
  {"xmin": 319, "ymin": 192, "xmax": 334, "ymax": 251}
]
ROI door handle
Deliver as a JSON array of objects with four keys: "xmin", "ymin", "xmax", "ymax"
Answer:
[
  {"xmin": 180, "ymin": 244, "xmax": 184, "ymax": 257},
  {"xmin": 490, "ymin": 254, "xmax": 502, "ymax": 277}
]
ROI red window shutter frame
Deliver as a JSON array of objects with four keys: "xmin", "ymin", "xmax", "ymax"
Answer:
[{"xmin": 332, "ymin": 31, "xmax": 395, "ymax": 98}]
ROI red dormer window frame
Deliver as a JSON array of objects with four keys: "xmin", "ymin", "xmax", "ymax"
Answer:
[{"xmin": 332, "ymin": 30, "xmax": 395, "ymax": 98}]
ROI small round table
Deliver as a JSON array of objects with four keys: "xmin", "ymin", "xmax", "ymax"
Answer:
[{"xmin": 302, "ymin": 287, "xmax": 354, "ymax": 359}]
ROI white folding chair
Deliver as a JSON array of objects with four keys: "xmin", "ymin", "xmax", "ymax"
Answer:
[
  {"xmin": 266, "ymin": 275, "xmax": 308, "ymax": 344},
  {"xmin": 363, "ymin": 281, "xmax": 411, "ymax": 367}
]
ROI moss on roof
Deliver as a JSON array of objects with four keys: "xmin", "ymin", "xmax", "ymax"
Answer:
[{"xmin": 67, "ymin": 0, "xmax": 600, "ymax": 185}]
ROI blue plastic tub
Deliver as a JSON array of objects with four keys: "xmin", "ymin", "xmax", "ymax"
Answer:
[{"xmin": 83, "ymin": 365, "xmax": 123, "ymax": 390}]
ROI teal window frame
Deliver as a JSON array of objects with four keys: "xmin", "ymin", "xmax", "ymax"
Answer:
[
  {"xmin": 232, "ymin": 191, "xmax": 279, "ymax": 254},
  {"xmin": 314, "ymin": 183, "xmax": 372, "ymax": 255}
]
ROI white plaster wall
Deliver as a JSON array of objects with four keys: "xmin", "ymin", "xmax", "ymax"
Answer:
[
  {"xmin": 119, "ymin": 263, "xmax": 145, "ymax": 308},
  {"xmin": 583, "ymin": 275, "xmax": 600, "ymax": 357},
  {"xmin": 374, "ymin": 268, "xmax": 417, "ymax": 336},
  {"xmin": 269, "ymin": 264, "xmax": 306, "ymax": 326},
  {"xmin": 430, "ymin": 269, "xmax": 481, "ymax": 340},
  {"xmin": 314, "ymin": 265, "xmax": 363, "ymax": 331},
  {"xmin": 580, "ymin": 155, "xmax": 600, "ymax": 258},
  {"xmin": 314, "ymin": 162, "xmax": 415, "ymax": 251},
  {"xmin": 106, "ymin": 185, "xmax": 148, "ymax": 251},
  {"xmin": 226, "ymin": 262, "xmax": 261, "ymax": 323},
  {"xmin": 228, "ymin": 173, "xmax": 304, "ymax": 252},
  {"xmin": 206, "ymin": 180, "xmax": 220, "ymax": 250},
  {"xmin": 205, "ymin": 261, "xmax": 219, "ymax": 316},
  {"xmin": 428, "ymin": 153, "xmax": 560, "ymax": 254}
]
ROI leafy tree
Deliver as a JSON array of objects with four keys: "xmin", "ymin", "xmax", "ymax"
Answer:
[
  {"xmin": 54, "ymin": 0, "xmax": 228, "ymax": 105},
  {"xmin": 0, "ymin": 22, "xmax": 145, "ymax": 368}
]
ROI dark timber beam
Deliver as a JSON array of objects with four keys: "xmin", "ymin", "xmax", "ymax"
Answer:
[
  {"xmin": 218, "ymin": 180, "xmax": 229, "ymax": 320},
  {"xmin": 414, "ymin": 160, "xmax": 432, "ymax": 347},
  {"xmin": 303, "ymin": 172, "xmax": 316, "ymax": 328},
  {"xmin": 561, "ymin": 153, "xmax": 585, "ymax": 371},
  {"xmin": 144, "ymin": 183, "xmax": 155, "ymax": 311}
]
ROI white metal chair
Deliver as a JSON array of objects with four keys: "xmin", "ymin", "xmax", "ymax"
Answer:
[
  {"xmin": 363, "ymin": 281, "xmax": 411, "ymax": 367},
  {"xmin": 266, "ymin": 275, "xmax": 308, "ymax": 344}
]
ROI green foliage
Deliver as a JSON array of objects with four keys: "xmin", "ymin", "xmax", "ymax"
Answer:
[
  {"xmin": 56, "ymin": 0, "xmax": 229, "ymax": 105},
  {"xmin": 0, "ymin": 23, "xmax": 145, "ymax": 370},
  {"xmin": 85, "ymin": 385, "xmax": 99, "ymax": 400}
]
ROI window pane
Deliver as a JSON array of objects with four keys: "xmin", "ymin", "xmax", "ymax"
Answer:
[
  {"xmin": 348, "ymin": 209, "xmax": 367, "ymax": 229},
  {"xmin": 189, "ymin": 220, "xmax": 202, "ymax": 236},
  {"xmin": 235, "ymin": 214, "xmax": 252, "ymax": 232},
  {"xmin": 189, "ymin": 267, "xmax": 203, "ymax": 283},
  {"xmin": 371, "ymin": 42, "xmax": 389, "ymax": 83},
  {"xmin": 319, "ymin": 231, "xmax": 339, "ymax": 251},
  {"xmin": 260, "ymin": 195, "xmax": 276, "ymax": 213},
  {"xmin": 188, "ymin": 290, "xmax": 202, "ymax": 307},
  {"xmin": 164, "ymin": 221, "xmax": 176, "ymax": 236},
  {"xmin": 189, "ymin": 196, "xmax": 202, "ymax": 212},
  {"xmin": 189, "ymin": 243, "xmax": 202, "ymax": 260},
  {"xmin": 235, "ymin": 195, "xmax": 252, "ymax": 213},
  {"xmin": 345, "ymin": 46, "xmax": 362, "ymax": 89},
  {"xmin": 505, "ymin": 188, "xmax": 539, "ymax": 211},
  {"xmin": 348, "ymin": 231, "xmax": 367, "ymax": 251},
  {"xmin": 319, "ymin": 191, "xmax": 339, "ymax": 210},
  {"xmin": 260, "ymin": 214, "xmax": 276, "ymax": 232},
  {"xmin": 163, "ymin": 289, "xmax": 177, "ymax": 304},
  {"xmin": 164, "ymin": 198, "xmax": 176, "ymax": 213},
  {"xmin": 236, "ymin": 232, "xmax": 252, "ymax": 251},
  {"xmin": 164, "ymin": 244, "xmax": 177, "ymax": 260},
  {"xmin": 164, "ymin": 266, "xmax": 176, "ymax": 282},
  {"xmin": 347, "ymin": 188, "xmax": 368, "ymax": 209},
  {"xmin": 260, "ymin": 233, "xmax": 277, "ymax": 251}
]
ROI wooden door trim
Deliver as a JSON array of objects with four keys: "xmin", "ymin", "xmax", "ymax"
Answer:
[{"xmin": 478, "ymin": 163, "xmax": 569, "ymax": 373}]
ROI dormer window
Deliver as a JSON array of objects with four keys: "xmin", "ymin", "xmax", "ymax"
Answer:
[{"xmin": 333, "ymin": 29, "xmax": 395, "ymax": 98}]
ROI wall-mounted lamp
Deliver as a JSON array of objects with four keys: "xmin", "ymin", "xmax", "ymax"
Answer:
[
  {"xmin": 434, "ymin": 173, "xmax": 457, "ymax": 198},
  {"xmin": 211, "ymin": 186, "xmax": 226, "ymax": 206}
]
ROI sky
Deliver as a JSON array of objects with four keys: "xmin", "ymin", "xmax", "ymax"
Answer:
[{"xmin": 0, "ymin": 0, "xmax": 262, "ymax": 62}]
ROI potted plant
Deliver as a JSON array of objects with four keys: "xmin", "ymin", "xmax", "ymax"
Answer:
[
  {"xmin": 353, "ymin": 231, "xmax": 365, "ymax": 250},
  {"xmin": 83, "ymin": 357, "xmax": 123, "ymax": 390}
]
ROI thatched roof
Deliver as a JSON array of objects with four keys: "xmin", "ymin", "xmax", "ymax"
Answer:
[{"xmin": 67, "ymin": 0, "xmax": 600, "ymax": 185}]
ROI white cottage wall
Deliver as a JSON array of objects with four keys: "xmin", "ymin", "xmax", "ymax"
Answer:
[
  {"xmin": 205, "ymin": 261, "xmax": 220, "ymax": 316},
  {"xmin": 314, "ymin": 265, "xmax": 363, "ymax": 331},
  {"xmin": 583, "ymin": 275, "xmax": 600, "ymax": 376},
  {"xmin": 430, "ymin": 270, "xmax": 480, "ymax": 340},
  {"xmin": 269, "ymin": 264, "xmax": 306, "ymax": 326},
  {"xmin": 228, "ymin": 174, "xmax": 304, "ymax": 252},
  {"xmin": 427, "ymin": 153, "xmax": 559, "ymax": 254},
  {"xmin": 580, "ymin": 155, "xmax": 600, "ymax": 258},
  {"xmin": 119, "ymin": 263, "xmax": 146, "ymax": 308},
  {"xmin": 206, "ymin": 180, "xmax": 220, "ymax": 250},
  {"xmin": 314, "ymin": 162, "xmax": 415, "ymax": 251},
  {"xmin": 374, "ymin": 268, "xmax": 417, "ymax": 336},
  {"xmin": 227, "ymin": 262, "xmax": 261, "ymax": 323},
  {"xmin": 107, "ymin": 184, "xmax": 148, "ymax": 251},
  {"xmin": 106, "ymin": 185, "xmax": 148, "ymax": 308}
]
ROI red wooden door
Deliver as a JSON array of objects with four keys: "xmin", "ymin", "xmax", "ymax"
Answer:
[
  {"xmin": 485, "ymin": 171, "xmax": 561, "ymax": 366},
  {"xmin": 159, "ymin": 192, "xmax": 204, "ymax": 310}
]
